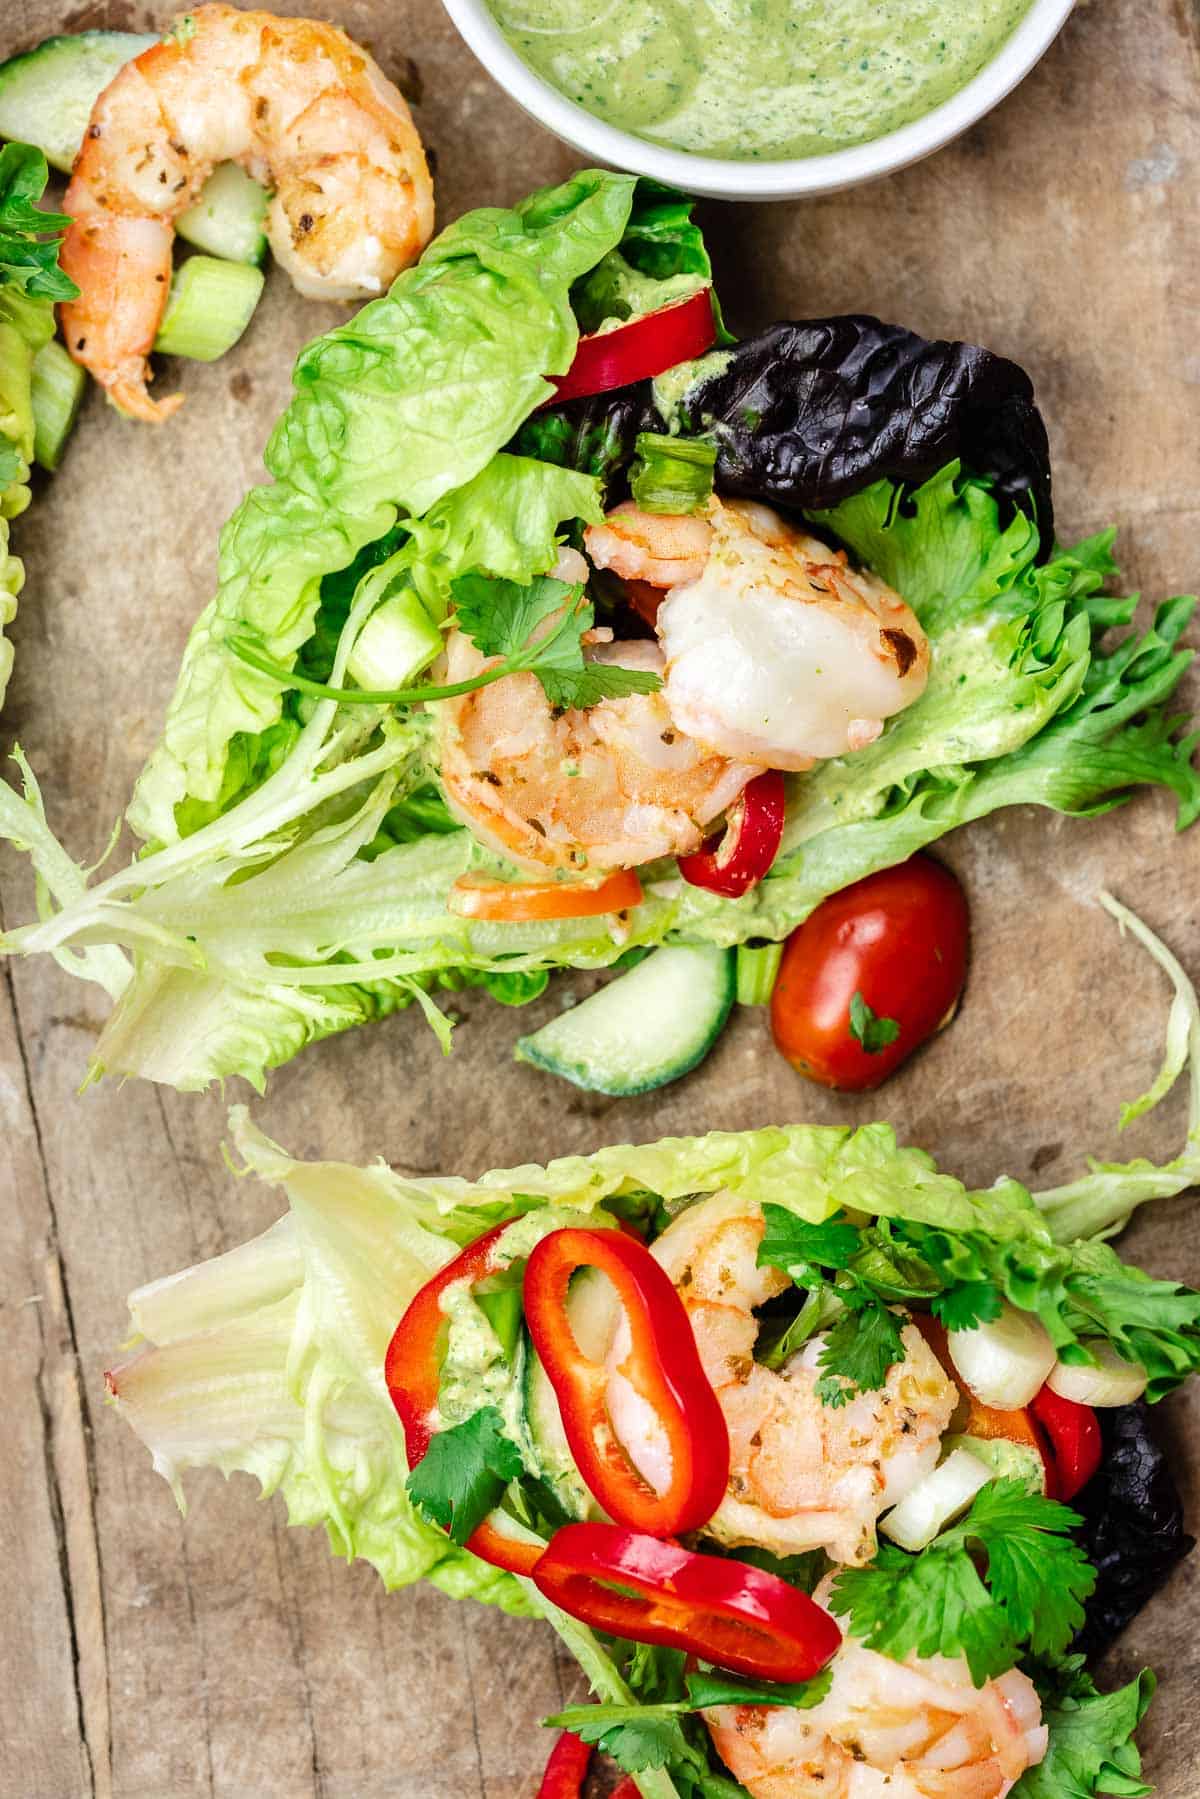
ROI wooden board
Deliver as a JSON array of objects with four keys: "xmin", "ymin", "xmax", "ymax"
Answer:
[{"xmin": 1, "ymin": 0, "xmax": 1199, "ymax": 1792}]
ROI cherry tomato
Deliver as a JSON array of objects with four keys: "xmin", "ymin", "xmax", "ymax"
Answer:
[{"xmin": 770, "ymin": 856, "xmax": 969, "ymax": 1091}]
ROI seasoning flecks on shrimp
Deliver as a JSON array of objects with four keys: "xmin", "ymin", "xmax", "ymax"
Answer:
[
  {"xmin": 584, "ymin": 497, "xmax": 930, "ymax": 768},
  {"xmin": 705, "ymin": 1580, "xmax": 1048, "ymax": 1799},
  {"xmin": 60, "ymin": 4, "xmax": 434, "ymax": 421},
  {"xmin": 637, "ymin": 1191, "xmax": 958, "ymax": 1567}
]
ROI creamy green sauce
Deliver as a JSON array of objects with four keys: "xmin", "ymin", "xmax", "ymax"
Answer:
[{"xmin": 487, "ymin": 0, "xmax": 1032, "ymax": 161}]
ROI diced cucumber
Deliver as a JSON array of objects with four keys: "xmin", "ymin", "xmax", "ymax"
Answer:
[
  {"xmin": 176, "ymin": 162, "xmax": 269, "ymax": 267},
  {"xmin": 0, "ymin": 30, "xmax": 269, "ymax": 264},
  {"xmin": 154, "ymin": 256, "xmax": 265, "ymax": 361},
  {"xmin": 348, "ymin": 592, "xmax": 442, "ymax": 692},
  {"xmin": 30, "ymin": 339, "xmax": 85, "ymax": 472},
  {"xmin": 0, "ymin": 30, "xmax": 156, "ymax": 173},
  {"xmin": 516, "ymin": 945, "xmax": 735, "ymax": 1096}
]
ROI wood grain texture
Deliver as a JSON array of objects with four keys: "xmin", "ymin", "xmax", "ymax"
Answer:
[{"xmin": 0, "ymin": 0, "xmax": 1198, "ymax": 1792}]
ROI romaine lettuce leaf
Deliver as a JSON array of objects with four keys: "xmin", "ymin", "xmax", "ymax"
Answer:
[{"xmin": 127, "ymin": 170, "xmax": 636, "ymax": 845}]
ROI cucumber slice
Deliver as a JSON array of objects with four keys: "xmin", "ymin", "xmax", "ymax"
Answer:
[
  {"xmin": 0, "ymin": 31, "xmax": 156, "ymax": 173},
  {"xmin": 0, "ymin": 31, "xmax": 269, "ymax": 264},
  {"xmin": 516, "ymin": 945, "xmax": 735, "ymax": 1096},
  {"xmin": 30, "ymin": 339, "xmax": 85, "ymax": 472}
]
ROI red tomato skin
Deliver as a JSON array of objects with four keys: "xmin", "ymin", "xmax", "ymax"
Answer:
[{"xmin": 770, "ymin": 855, "xmax": 969, "ymax": 1092}]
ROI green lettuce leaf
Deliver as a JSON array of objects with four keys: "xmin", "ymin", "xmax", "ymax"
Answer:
[
  {"xmin": 127, "ymin": 170, "xmax": 635, "ymax": 844},
  {"xmin": 2, "ymin": 268, "xmax": 1197, "ymax": 1087},
  {"xmin": 570, "ymin": 177, "xmax": 720, "ymax": 336},
  {"xmin": 1015, "ymin": 1660, "xmax": 1155, "ymax": 1798},
  {"xmin": 108, "ymin": 908, "xmax": 1200, "ymax": 1619},
  {"xmin": 0, "ymin": 148, "xmax": 64, "ymax": 712}
]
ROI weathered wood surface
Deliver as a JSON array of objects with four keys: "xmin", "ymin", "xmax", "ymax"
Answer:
[{"xmin": 1, "ymin": 0, "xmax": 1199, "ymax": 1792}]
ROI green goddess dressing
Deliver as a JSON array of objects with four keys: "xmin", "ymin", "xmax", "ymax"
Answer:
[{"xmin": 486, "ymin": 0, "xmax": 1033, "ymax": 161}]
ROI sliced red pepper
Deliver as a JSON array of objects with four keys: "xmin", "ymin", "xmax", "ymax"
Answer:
[
  {"xmin": 549, "ymin": 289, "xmax": 717, "ymax": 407},
  {"xmin": 678, "ymin": 770, "xmax": 786, "ymax": 899},
  {"xmin": 533, "ymin": 1524, "xmax": 842, "ymax": 1683},
  {"xmin": 384, "ymin": 1222, "xmax": 540, "ymax": 1575},
  {"xmin": 524, "ymin": 1227, "xmax": 729, "ymax": 1535},
  {"xmin": 1031, "ymin": 1385, "xmax": 1103, "ymax": 1502},
  {"xmin": 610, "ymin": 1782, "xmax": 640, "ymax": 1799},
  {"xmin": 536, "ymin": 1730, "xmax": 592, "ymax": 1799}
]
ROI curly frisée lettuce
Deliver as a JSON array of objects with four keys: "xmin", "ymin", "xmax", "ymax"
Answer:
[{"xmin": 1, "ymin": 167, "xmax": 1198, "ymax": 1090}]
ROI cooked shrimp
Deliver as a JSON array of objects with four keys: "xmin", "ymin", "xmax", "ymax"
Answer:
[
  {"xmin": 60, "ymin": 4, "xmax": 434, "ymax": 421},
  {"xmin": 584, "ymin": 498, "xmax": 930, "ymax": 768},
  {"xmin": 632, "ymin": 1191, "xmax": 957, "ymax": 1566},
  {"xmin": 436, "ymin": 629, "xmax": 756, "ymax": 874},
  {"xmin": 706, "ymin": 1579, "xmax": 1046, "ymax": 1799}
]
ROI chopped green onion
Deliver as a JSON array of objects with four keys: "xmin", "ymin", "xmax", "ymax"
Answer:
[
  {"xmin": 736, "ymin": 940, "xmax": 784, "ymax": 1006},
  {"xmin": 630, "ymin": 431, "xmax": 716, "ymax": 515},
  {"xmin": 154, "ymin": 255, "xmax": 265, "ymax": 362},
  {"xmin": 30, "ymin": 338, "xmax": 86, "ymax": 472}
]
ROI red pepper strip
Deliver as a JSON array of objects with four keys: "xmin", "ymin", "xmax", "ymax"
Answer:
[
  {"xmin": 524, "ymin": 1227, "xmax": 729, "ymax": 1535},
  {"xmin": 548, "ymin": 289, "xmax": 717, "ymax": 408},
  {"xmin": 1030, "ymin": 1386, "xmax": 1103, "ymax": 1502},
  {"xmin": 536, "ymin": 1730, "xmax": 593, "ymax": 1799},
  {"xmin": 533, "ymin": 1524, "xmax": 842, "ymax": 1683},
  {"xmin": 610, "ymin": 1782, "xmax": 640, "ymax": 1799},
  {"xmin": 384, "ymin": 1222, "xmax": 541, "ymax": 1575},
  {"xmin": 678, "ymin": 770, "xmax": 786, "ymax": 899}
]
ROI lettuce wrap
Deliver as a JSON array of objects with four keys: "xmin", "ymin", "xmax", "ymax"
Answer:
[
  {"xmin": 0, "ymin": 169, "xmax": 1196, "ymax": 1091},
  {"xmin": 106, "ymin": 898, "xmax": 1200, "ymax": 1798}
]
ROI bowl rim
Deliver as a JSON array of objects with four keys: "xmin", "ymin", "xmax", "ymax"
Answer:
[{"xmin": 439, "ymin": 0, "xmax": 1076, "ymax": 198}]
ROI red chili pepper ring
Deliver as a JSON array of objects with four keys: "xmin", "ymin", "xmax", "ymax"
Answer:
[
  {"xmin": 533, "ymin": 1523, "xmax": 842, "ymax": 1684},
  {"xmin": 524, "ymin": 1227, "xmax": 730, "ymax": 1536},
  {"xmin": 678, "ymin": 769, "xmax": 786, "ymax": 899}
]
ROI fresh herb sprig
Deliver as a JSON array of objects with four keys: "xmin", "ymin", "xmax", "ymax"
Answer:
[
  {"xmin": 829, "ymin": 1478, "xmax": 1095, "ymax": 1686},
  {"xmin": 228, "ymin": 572, "xmax": 662, "ymax": 713},
  {"xmin": 405, "ymin": 1405, "xmax": 523, "ymax": 1545},
  {"xmin": 0, "ymin": 143, "xmax": 78, "ymax": 302},
  {"xmin": 758, "ymin": 1198, "xmax": 1200, "ymax": 1406},
  {"xmin": 848, "ymin": 991, "xmax": 901, "ymax": 1054}
]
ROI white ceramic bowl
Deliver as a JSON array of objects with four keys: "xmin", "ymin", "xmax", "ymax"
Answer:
[{"xmin": 440, "ymin": 0, "xmax": 1075, "ymax": 200}]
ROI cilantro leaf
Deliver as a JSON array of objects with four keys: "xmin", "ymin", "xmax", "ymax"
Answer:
[
  {"xmin": 0, "ymin": 144, "xmax": 79, "ymax": 303},
  {"xmin": 829, "ymin": 1479, "xmax": 1095, "ymax": 1685},
  {"xmin": 1016, "ymin": 1659, "xmax": 1154, "ymax": 1799},
  {"xmin": 404, "ymin": 1406, "xmax": 523, "ymax": 1546},
  {"xmin": 963, "ymin": 1481, "xmax": 1094, "ymax": 1658},
  {"xmin": 931, "ymin": 1281, "xmax": 1004, "ymax": 1332},
  {"xmin": 849, "ymin": 991, "xmax": 901, "ymax": 1054},
  {"xmin": 815, "ymin": 1296, "xmax": 906, "ymax": 1408},
  {"xmin": 550, "ymin": 1705, "xmax": 692, "ymax": 1773},
  {"xmin": 450, "ymin": 569, "xmax": 662, "ymax": 711},
  {"xmin": 758, "ymin": 1205, "xmax": 861, "ymax": 1279},
  {"xmin": 450, "ymin": 570, "xmax": 574, "ymax": 662}
]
